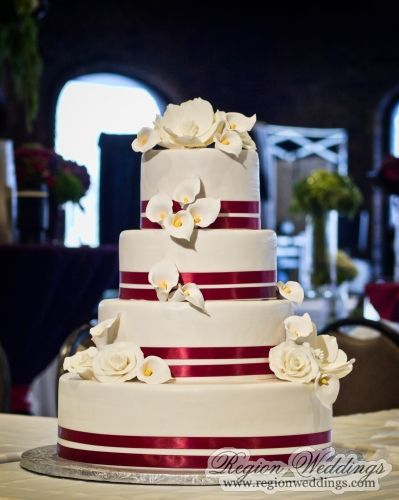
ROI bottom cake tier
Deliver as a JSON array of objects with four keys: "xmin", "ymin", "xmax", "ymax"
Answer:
[{"xmin": 58, "ymin": 374, "xmax": 332, "ymax": 470}]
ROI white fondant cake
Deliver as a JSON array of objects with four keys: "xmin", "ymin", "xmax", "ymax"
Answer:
[{"xmin": 59, "ymin": 98, "xmax": 353, "ymax": 471}]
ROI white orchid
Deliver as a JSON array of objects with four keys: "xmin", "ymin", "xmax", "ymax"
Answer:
[
  {"xmin": 158, "ymin": 98, "xmax": 220, "ymax": 148},
  {"xmin": 148, "ymin": 260, "xmax": 179, "ymax": 301},
  {"xmin": 315, "ymin": 374, "xmax": 340, "ymax": 409},
  {"xmin": 269, "ymin": 341, "xmax": 320, "ymax": 384},
  {"xmin": 163, "ymin": 210, "xmax": 195, "ymax": 241},
  {"xmin": 214, "ymin": 130, "xmax": 243, "ymax": 157},
  {"xmin": 137, "ymin": 356, "xmax": 172, "ymax": 385},
  {"xmin": 90, "ymin": 315, "xmax": 120, "ymax": 349},
  {"xmin": 132, "ymin": 127, "xmax": 160, "ymax": 153},
  {"xmin": 171, "ymin": 283, "xmax": 205, "ymax": 310},
  {"xmin": 145, "ymin": 192, "xmax": 173, "ymax": 225},
  {"xmin": 172, "ymin": 176, "xmax": 201, "ymax": 207},
  {"xmin": 277, "ymin": 281, "xmax": 304, "ymax": 305},
  {"xmin": 284, "ymin": 313, "xmax": 314, "ymax": 342},
  {"xmin": 63, "ymin": 346, "xmax": 98, "ymax": 380},
  {"xmin": 188, "ymin": 198, "xmax": 220, "ymax": 228},
  {"xmin": 225, "ymin": 112, "xmax": 256, "ymax": 133}
]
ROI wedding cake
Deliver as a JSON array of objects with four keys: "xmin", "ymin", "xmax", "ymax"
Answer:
[{"xmin": 58, "ymin": 98, "xmax": 354, "ymax": 470}]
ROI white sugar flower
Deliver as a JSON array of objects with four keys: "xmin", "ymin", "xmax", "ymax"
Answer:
[
  {"xmin": 240, "ymin": 131, "xmax": 257, "ymax": 150},
  {"xmin": 163, "ymin": 210, "xmax": 195, "ymax": 241},
  {"xmin": 90, "ymin": 315, "xmax": 120, "ymax": 349},
  {"xmin": 172, "ymin": 176, "xmax": 201, "ymax": 207},
  {"xmin": 277, "ymin": 281, "xmax": 304, "ymax": 305},
  {"xmin": 284, "ymin": 313, "xmax": 314, "ymax": 342},
  {"xmin": 314, "ymin": 335, "xmax": 355, "ymax": 380},
  {"xmin": 148, "ymin": 260, "xmax": 179, "ymax": 301},
  {"xmin": 214, "ymin": 130, "xmax": 243, "ymax": 157},
  {"xmin": 315, "ymin": 374, "xmax": 340, "ymax": 409},
  {"xmin": 269, "ymin": 341, "xmax": 320, "ymax": 384},
  {"xmin": 188, "ymin": 198, "xmax": 220, "ymax": 227},
  {"xmin": 137, "ymin": 356, "xmax": 172, "ymax": 385},
  {"xmin": 145, "ymin": 193, "xmax": 173, "ymax": 225},
  {"xmin": 132, "ymin": 127, "xmax": 160, "ymax": 153},
  {"xmin": 63, "ymin": 346, "xmax": 98, "ymax": 380},
  {"xmin": 225, "ymin": 112, "xmax": 256, "ymax": 133},
  {"xmin": 171, "ymin": 283, "xmax": 205, "ymax": 310},
  {"xmin": 159, "ymin": 98, "xmax": 220, "ymax": 148},
  {"xmin": 92, "ymin": 342, "xmax": 144, "ymax": 383}
]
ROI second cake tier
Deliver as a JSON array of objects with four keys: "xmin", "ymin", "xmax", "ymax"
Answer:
[{"xmin": 119, "ymin": 229, "xmax": 277, "ymax": 301}]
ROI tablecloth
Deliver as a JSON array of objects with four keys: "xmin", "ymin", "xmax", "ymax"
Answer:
[
  {"xmin": 366, "ymin": 282, "xmax": 399, "ymax": 322},
  {"xmin": 0, "ymin": 410, "xmax": 398, "ymax": 499}
]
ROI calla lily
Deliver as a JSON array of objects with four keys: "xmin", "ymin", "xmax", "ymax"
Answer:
[
  {"xmin": 145, "ymin": 193, "xmax": 173, "ymax": 225},
  {"xmin": 188, "ymin": 198, "xmax": 221, "ymax": 227},
  {"xmin": 137, "ymin": 356, "xmax": 172, "ymax": 384},
  {"xmin": 215, "ymin": 130, "xmax": 243, "ymax": 157},
  {"xmin": 172, "ymin": 176, "xmax": 201, "ymax": 206},
  {"xmin": 163, "ymin": 210, "xmax": 195, "ymax": 240},
  {"xmin": 132, "ymin": 127, "xmax": 160, "ymax": 153},
  {"xmin": 277, "ymin": 281, "xmax": 304, "ymax": 305},
  {"xmin": 226, "ymin": 112, "xmax": 256, "ymax": 133},
  {"xmin": 171, "ymin": 283, "xmax": 205, "ymax": 310},
  {"xmin": 314, "ymin": 335, "xmax": 355, "ymax": 379},
  {"xmin": 315, "ymin": 375, "xmax": 340, "ymax": 409},
  {"xmin": 284, "ymin": 313, "xmax": 314, "ymax": 341},
  {"xmin": 241, "ymin": 131, "xmax": 257, "ymax": 150},
  {"xmin": 148, "ymin": 260, "xmax": 179, "ymax": 301},
  {"xmin": 90, "ymin": 315, "xmax": 120, "ymax": 349}
]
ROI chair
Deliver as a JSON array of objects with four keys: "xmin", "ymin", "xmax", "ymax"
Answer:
[
  {"xmin": 0, "ymin": 340, "xmax": 11, "ymax": 412},
  {"xmin": 321, "ymin": 318, "xmax": 399, "ymax": 416}
]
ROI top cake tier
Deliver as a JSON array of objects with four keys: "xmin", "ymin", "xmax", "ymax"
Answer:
[{"xmin": 140, "ymin": 149, "xmax": 260, "ymax": 229}]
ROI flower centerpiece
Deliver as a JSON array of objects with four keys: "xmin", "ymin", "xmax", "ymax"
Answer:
[
  {"xmin": 370, "ymin": 155, "xmax": 399, "ymax": 280},
  {"xmin": 15, "ymin": 144, "xmax": 90, "ymax": 243},
  {"xmin": 291, "ymin": 169, "xmax": 362, "ymax": 291}
]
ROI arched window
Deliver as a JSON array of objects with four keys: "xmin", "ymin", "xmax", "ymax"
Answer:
[{"xmin": 55, "ymin": 73, "xmax": 164, "ymax": 247}]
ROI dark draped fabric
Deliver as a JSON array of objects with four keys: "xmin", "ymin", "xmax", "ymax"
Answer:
[
  {"xmin": 98, "ymin": 133, "xmax": 140, "ymax": 244},
  {"xmin": 0, "ymin": 244, "xmax": 118, "ymax": 385}
]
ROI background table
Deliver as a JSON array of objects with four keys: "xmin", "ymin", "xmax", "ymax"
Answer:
[
  {"xmin": 0, "ymin": 244, "xmax": 118, "ymax": 412},
  {"xmin": 0, "ymin": 411, "xmax": 398, "ymax": 499}
]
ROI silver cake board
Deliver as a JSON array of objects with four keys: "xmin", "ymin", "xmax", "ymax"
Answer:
[{"xmin": 20, "ymin": 445, "xmax": 363, "ymax": 486}]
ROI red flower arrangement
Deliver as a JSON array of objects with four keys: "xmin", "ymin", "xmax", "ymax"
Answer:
[
  {"xmin": 15, "ymin": 144, "xmax": 90, "ymax": 206},
  {"xmin": 372, "ymin": 155, "xmax": 399, "ymax": 196}
]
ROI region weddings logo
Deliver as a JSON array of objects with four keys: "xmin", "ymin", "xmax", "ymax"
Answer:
[{"xmin": 205, "ymin": 447, "xmax": 392, "ymax": 494}]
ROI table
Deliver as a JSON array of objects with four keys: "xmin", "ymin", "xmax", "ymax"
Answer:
[
  {"xmin": 366, "ymin": 283, "xmax": 399, "ymax": 322},
  {"xmin": 0, "ymin": 244, "xmax": 118, "ymax": 412},
  {"xmin": 0, "ymin": 411, "xmax": 398, "ymax": 499}
]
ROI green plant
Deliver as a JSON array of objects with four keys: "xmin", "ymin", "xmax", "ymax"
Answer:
[
  {"xmin": 291, "ymin": 169, "xmax": 363, "ymax": 218},
  {"xmin": 0, "ymin": 0, "xmax": 43, "ymax": 130}
]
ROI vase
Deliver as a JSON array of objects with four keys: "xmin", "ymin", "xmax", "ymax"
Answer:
[
  {"xmin": 16, "ymin": 185, "xmax": 49, "ymax": 244},
  {"xmin": 304, "ymin": 211, "xmax": 338, "ymax": 297},
  {"xmin": 47, "ymin": 198, "xmax": 65, "ymax": 245}
]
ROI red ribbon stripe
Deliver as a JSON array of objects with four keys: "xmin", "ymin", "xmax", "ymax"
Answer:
[
  {"xmin": 140, "ymin": 346, "xmax": 272, "ymax": 359},
  {"xmin": 141, "ymin": 200, "xmax": 260, "ymax": 214}
]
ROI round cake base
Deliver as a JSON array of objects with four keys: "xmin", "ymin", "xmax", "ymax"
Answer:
[{"xmin": 20, "ymin": 446, "xmax": 218, "ymax": 485}]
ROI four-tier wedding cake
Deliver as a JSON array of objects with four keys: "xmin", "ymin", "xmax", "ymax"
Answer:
[{"xmin": 58, "ymin": 98, "xmax": 354, "ymax": 470}]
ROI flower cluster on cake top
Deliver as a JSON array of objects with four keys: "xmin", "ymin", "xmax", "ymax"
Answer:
[{"xmin": 132, "ymin": 98, "xmax": 257, "ymax": 157}]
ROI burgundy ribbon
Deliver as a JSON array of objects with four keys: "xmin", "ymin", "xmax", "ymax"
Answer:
[
  {"xmin": 58, "ymin": 427, "xmax": 331, "ymax": 450},
  {"xmin": 120, "ymin": 270, "xmax": 276, "ymax": 286},
  {"xmin": 119, "ymin": 285, "xmax": 276, "ymax": 301},
  {"xmin": 58, "ymin": 445, "xmax": 314, "ymax": 468},
  {"xmin": 141, "ymin": 200, "xmax": 260, "ymax": 214},
  {"xmin": 141, "ymin": 217, "xmax": 260, "ymax": 229},
  {"xmin": 140, "ymin": 346, "xmax": 272, "ymax": 359},
  {"xmin": 168, "ymin": 363, "xmax": 272, "ymax": 377}
]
